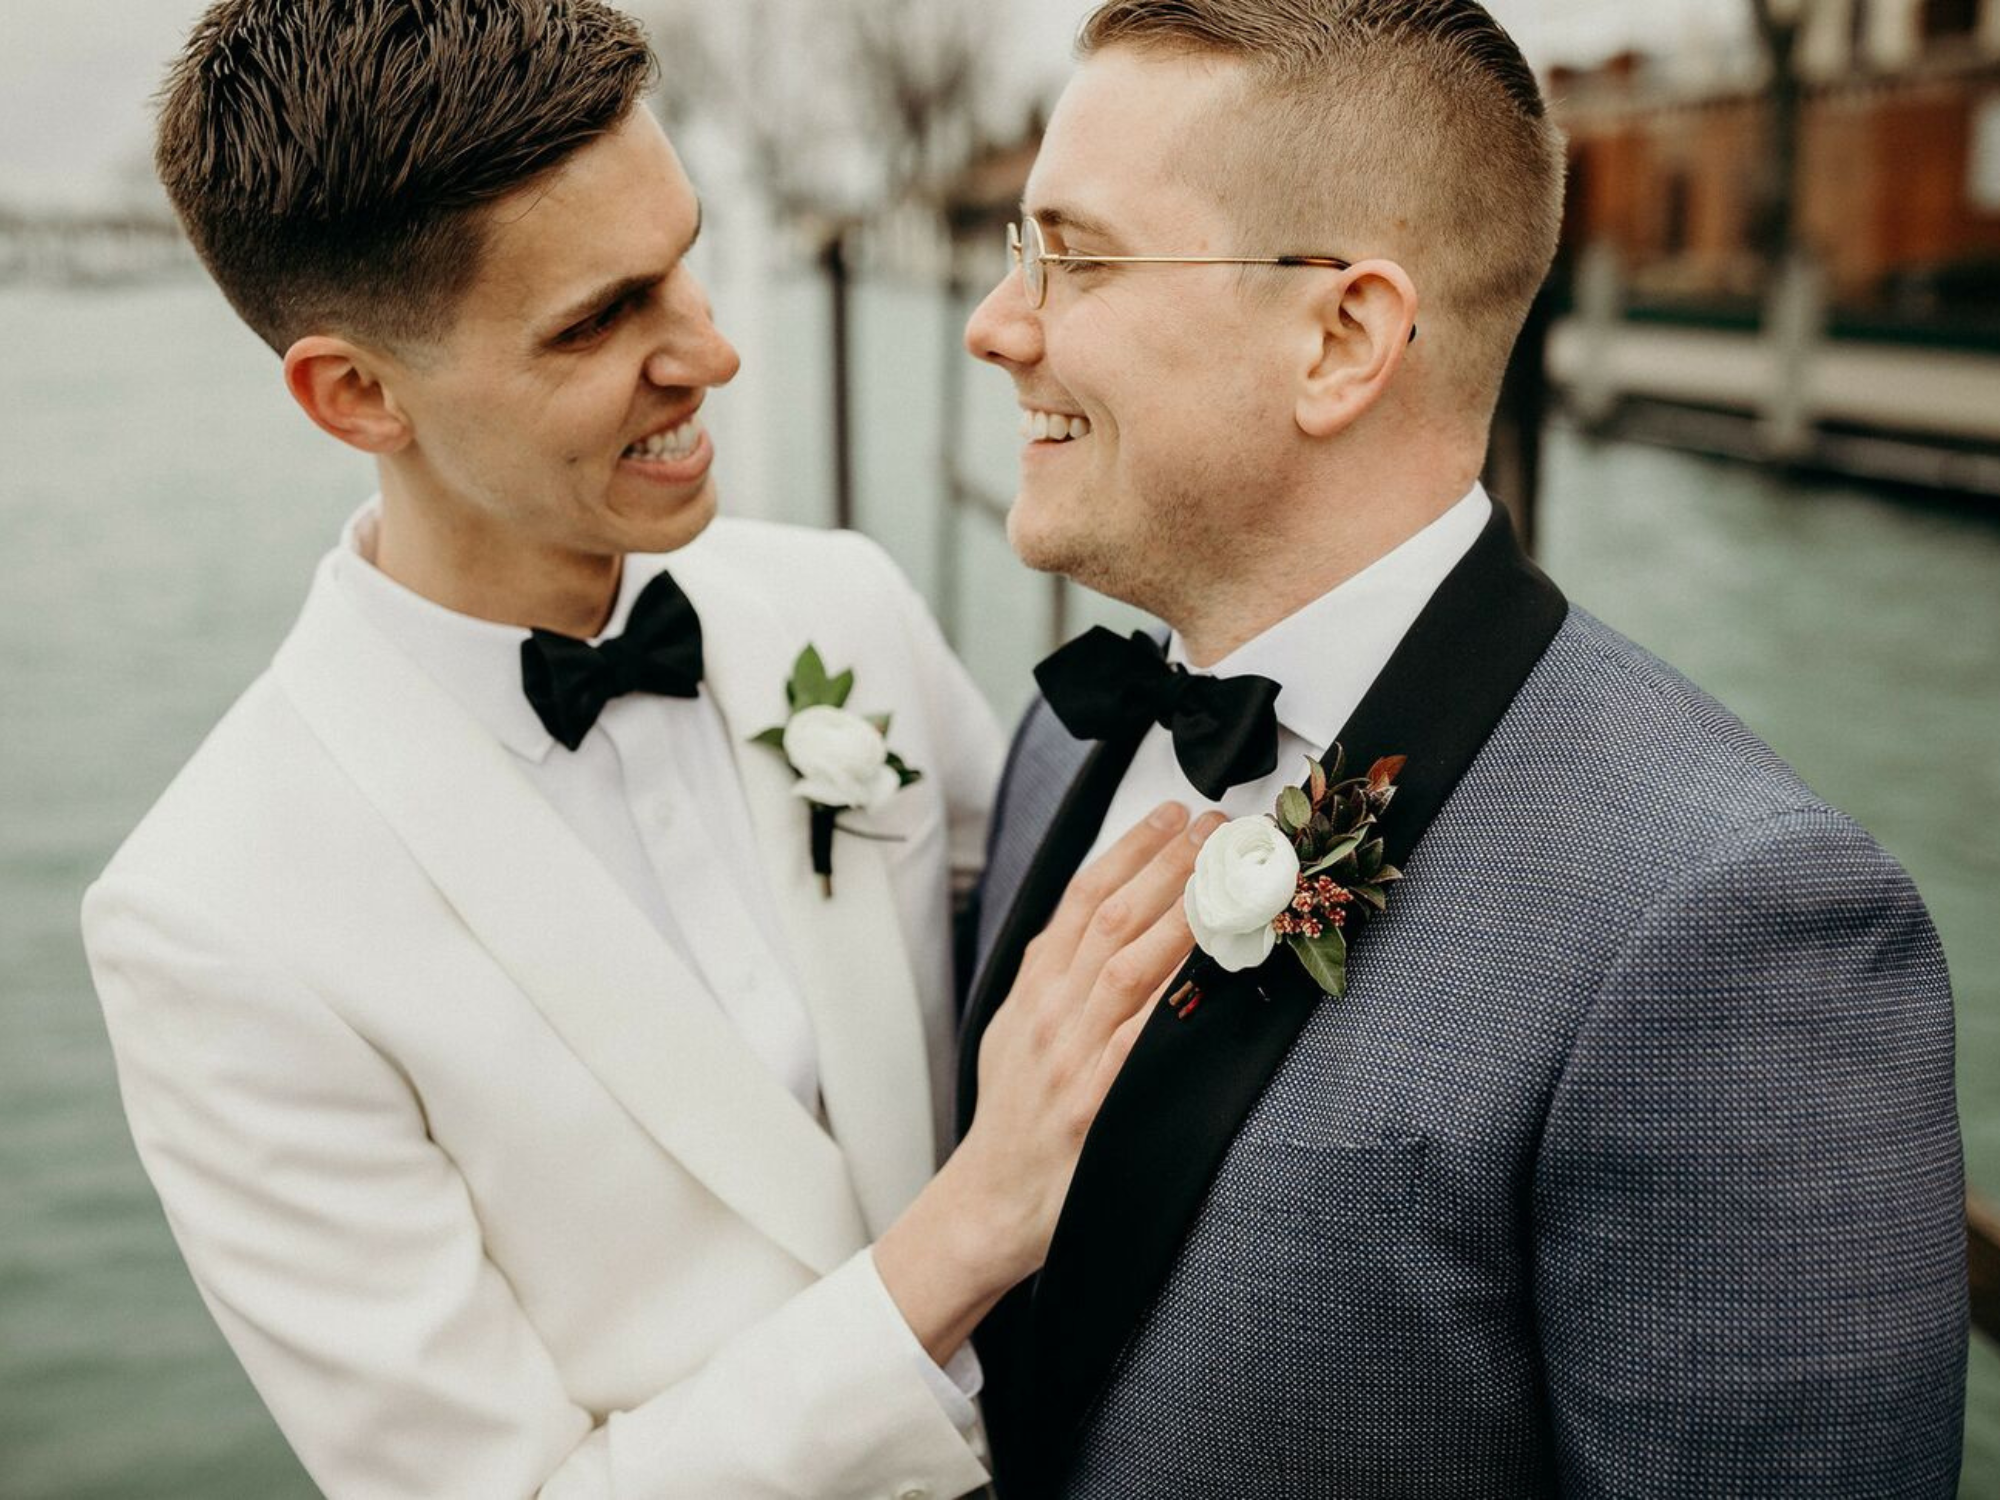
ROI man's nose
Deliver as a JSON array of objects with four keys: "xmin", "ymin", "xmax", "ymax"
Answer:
[
  {"xmin": 964, "ymin": 269, "xmax": 1042, "ymax": 371},
  {"xmin": 646, "ymin": 272, "xmax": 741, "ymax": 389}
]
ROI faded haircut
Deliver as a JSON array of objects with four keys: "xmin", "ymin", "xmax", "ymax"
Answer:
[
  {"xmin": 156, "ymin": 0, "xmax": 656, "ymax": 354},
  {"xmin": 1079, "ymin": 0, "xmax": 1566, "ymax": 414}
]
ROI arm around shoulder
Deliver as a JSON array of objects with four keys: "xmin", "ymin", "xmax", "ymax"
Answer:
[
  {"xmin": 81, "ymin": 874, "xmax": 991, "ymax": 1500},
  {"xmin": 1530, "ymin": 807, "xmax": 1965, "ymax": 1497}
]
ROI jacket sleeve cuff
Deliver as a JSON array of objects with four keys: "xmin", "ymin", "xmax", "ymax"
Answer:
[
  {"xmin": 857, "ymin": 1248, "xmax": 986, "ymax": 1434},
  {"xmin": 607, "ymin": 1248, "xmax": 992, "ymax": 1498}
]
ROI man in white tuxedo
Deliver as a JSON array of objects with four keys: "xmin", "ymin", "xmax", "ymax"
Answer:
[{"xmin": 82, "ymin": 2, "xmax": 1220, "ymax": 1495}]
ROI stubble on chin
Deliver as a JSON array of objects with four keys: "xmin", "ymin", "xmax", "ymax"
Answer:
[{"xmin": 1007, "ymin": 478, "xmax": 1216, "ymax": 626}]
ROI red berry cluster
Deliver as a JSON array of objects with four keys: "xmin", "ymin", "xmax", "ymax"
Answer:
[{"xmin": 1271, "ymin": 874, "xmax": 1353, "ymax": 940}]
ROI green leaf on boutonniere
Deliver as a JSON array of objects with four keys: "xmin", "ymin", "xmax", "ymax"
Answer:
[
  {"xmin": 868, "ymin": 712, "xmax": 892, "ymax": 736},
  {"xmin": 1276, "ymin": 786, "xmax": 1312, "ymax": 837},
  {"xmin": 1306, "ymin": 755, "xmax": 1330, "ymax": 807},
  {"xmin": 784, "ymin": 648, "xmax": 856, "ymax": 712},
  {"xmin": 885, "ymin": 750, "xmax": 924, "ymax": 789},
  {"xmin": 786, "ymin": 646, "xmax": 827, "ymax": 711},
  {"xmin": 1348, "ymin": 883, "xmax": 1388, "ymax": 913},
  {"xmin": 1303, "ymin": 832, "xmax": 1364, "ymax": 875},
  {"xmin": 785, "ymin": 645, "xmax": 858, "ymax": 711},
  {"xmin": 1291, "ymin": 925, "xmax": 1348, "ymax": 996},
  {"xmin": 750, "ymin": 726, "xmax": 787, "ymax": 751},
  {"xmin": 1357, "ymin": 837, "xmax": 1385, "ymax": 880}
]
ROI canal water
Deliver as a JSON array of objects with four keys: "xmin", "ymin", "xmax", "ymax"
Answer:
[{"xmin": 3, "ymin": 277, "xmax": 1995, "ymax": 1495}]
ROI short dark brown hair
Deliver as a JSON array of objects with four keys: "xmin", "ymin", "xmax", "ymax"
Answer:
[
  {"xmin": 156, "ymin": 0, "xmax": 656, "ymax": 354},
  {"xmin": 1079, "ymin": 0, "xmax": 1565, "ymax": 413}
]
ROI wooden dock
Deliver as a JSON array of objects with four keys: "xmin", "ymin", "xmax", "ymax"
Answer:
[{"xmin": 1547, "ymin": 317, "xmax": 2000, "ymax": 497}]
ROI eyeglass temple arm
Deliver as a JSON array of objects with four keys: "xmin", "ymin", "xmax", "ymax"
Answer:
[
  {"xmin": 1269, "ymin": 257, "xmax": 1418, "ymax": 342},
  {"xmin": 1024, "ymin": 249, "xmax": 1418, "ymax": 342}
]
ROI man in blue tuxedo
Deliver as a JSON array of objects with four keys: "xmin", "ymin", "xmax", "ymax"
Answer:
[{"xmin": 956, "ymin": 1, "xmax": 1968, "ymax": 1494}]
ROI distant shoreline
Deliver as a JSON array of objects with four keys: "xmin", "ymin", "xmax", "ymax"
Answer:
[{"xmin": 0, "ymin": 210, "xmax": 192, "ymax": 288}]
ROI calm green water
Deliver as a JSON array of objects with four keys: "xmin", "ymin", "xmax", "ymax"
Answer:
[{"xmin": 3, "ymin": 279, "xmax": 1996, "ymax": 1495}]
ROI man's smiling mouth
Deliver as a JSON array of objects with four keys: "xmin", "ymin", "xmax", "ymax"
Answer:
[
  {"xmin": 622, "ymin": 414, "xmax": 704, "ymax": 462},
  {"xmin": 1020, "ymin": 408, "xmax": 1093, "ymax": 443}
]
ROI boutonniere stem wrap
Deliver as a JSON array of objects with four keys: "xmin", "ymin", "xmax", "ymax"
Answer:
[
  {"xmin": 752, "ymin": 646, "xmax": 922, "ymax": 897},
  {"xmin": 1175, "ymin": 746, "xmax": 1404, "ymax": 1016}
]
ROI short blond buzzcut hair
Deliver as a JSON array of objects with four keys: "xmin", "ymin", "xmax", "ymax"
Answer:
[{"xmin": 1079, "ymin": 0, "xmax": 1565, "ymax": 416}]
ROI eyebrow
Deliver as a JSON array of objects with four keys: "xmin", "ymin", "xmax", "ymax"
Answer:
[
  {"xmin": 1026, "ymin": 202, "xmax": 1122, "ymax": 247},
  {"xmin": 544, "ymin": 202, "xmax": 705, "ymax": 337}
]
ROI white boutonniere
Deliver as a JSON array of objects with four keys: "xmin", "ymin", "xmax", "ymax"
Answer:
[
  {"xmin": 1172, "ymin": 746, "xmax": 1406, "ymax": 1018},
  {"xmin": 752, "ymin": 646, "xmax": 922, "ymax": 896}
]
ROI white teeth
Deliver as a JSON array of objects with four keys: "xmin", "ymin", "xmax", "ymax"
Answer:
[
  {"xmin": 1020, "ymin": 409, "xmax": 1091, "ymax": 443},
  {"xmin": 624, "ymin": 416, "xmax": 704, "ymax": 462}
]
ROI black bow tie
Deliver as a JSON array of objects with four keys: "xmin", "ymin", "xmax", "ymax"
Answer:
[
  {"xmin": 1034, "ymin": 626, "xmax": 1282, "ymax": 801},
  {"xmin": 520, "ymin": 569, "xmax": 704, "ymax": 750}
]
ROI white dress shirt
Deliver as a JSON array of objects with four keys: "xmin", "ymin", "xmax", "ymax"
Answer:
[
  {"xmin": 1083, "ymin": 485, "xmax": 1492, "ymax": 866},
  {"xmin": 331, "ymin": 502, "xmax": 981, "ymax": 1424}
]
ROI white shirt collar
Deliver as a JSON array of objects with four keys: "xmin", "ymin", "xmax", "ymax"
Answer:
[
  {"xmin": 1168, "ymin": 484, "xmax": 1493, "ymax": 752},
  {"xmin": 328, "ymin": 499, "xmax": 655, "ymax": 764}
]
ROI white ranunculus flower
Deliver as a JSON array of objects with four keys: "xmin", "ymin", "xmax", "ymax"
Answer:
[
  {"xmin": 783, "ymin": 704, "xmax": 900, "ymax": 810},
  {"xmin": 1183, "ymin": 814, "xmax": 1301, "ymax": 972}
]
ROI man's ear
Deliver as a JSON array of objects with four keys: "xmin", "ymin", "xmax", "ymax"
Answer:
[
  {"xmin": 282, "ymin": 336, "xmax": 415, "ymax": 454},
  {"xmin": 1294, "ymin": 259, "xmax": 1418, "ymax": 439}
]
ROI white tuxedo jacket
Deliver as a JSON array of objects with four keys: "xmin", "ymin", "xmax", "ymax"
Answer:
[{"xmin": 82, "ymin": 517, "xmax": 1002, "ymax": 1500}]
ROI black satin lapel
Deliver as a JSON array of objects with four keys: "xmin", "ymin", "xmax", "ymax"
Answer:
[
  {"xmin": 1020, "ymin": 501, "xmax": 1569, "ymax": 1486},
  {"xmin": 955, "ymin": 723, "xmax": 1149, "ymax": 1139},
  {"xmin": 954, "ymin": 720, "xmax": 1146, "ymax": 1500}
]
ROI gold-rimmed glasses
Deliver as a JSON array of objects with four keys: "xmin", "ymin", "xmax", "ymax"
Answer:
[
  {"xmin": 1006, "ymin": 217, "xmax": 1415, "ymax": 340},
  {"xmin": 1007, "ymin": 216, "xmax": 1350, "ymax": 308}
]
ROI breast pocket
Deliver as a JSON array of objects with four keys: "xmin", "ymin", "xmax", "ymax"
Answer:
[{"xmin": 828, "ymin": 785, "xmax": 943, "ymax": 885}]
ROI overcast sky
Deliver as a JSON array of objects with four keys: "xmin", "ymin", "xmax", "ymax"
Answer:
[{"xmin": 0, "ymin": 0, "xmax": 1752, "ymax": 209}]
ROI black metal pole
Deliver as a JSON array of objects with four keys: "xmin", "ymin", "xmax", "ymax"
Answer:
[
  {"xmin": 937, "ymin": 263, "xmax": 968, "ymax": 644},
  {"xmin": 823, "ymin": 230, "xmax": 856, "ymax": 532}
]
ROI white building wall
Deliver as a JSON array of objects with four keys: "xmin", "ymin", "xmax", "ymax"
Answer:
[
  {"xmin": 1801, "ymin": 0, "xmax": 1861, "ymax": 77},
  {"xmin": 1863, "ymin": 0, "xmax": 1925, "ymax": 68}
]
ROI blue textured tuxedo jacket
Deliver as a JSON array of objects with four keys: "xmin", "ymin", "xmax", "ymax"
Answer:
[{"xmin": 961, "ymin": 508, "xmax": 1965, "ymax": 1498}]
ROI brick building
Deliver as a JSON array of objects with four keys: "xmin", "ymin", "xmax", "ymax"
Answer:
[{"xmin": 1552, "ymin": 0, "xmax": 2000, "ymax": 317}]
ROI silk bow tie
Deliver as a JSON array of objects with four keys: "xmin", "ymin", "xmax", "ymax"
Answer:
[
  {"xmin": 520, "ymin": 569, "xmax": 704, "ymax": 750},
  {"xmin": 1034, "ymin": 626, "xmax": 1282, "ymax": 801}
]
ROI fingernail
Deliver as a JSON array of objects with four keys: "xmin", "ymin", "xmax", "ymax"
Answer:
[
  {"xmin": 1189, "ymin": 811, "xmax": 1227, "ymax": 843},
  {"xmin": 1149, "ymin": 802, "xmax": 1188, "ymax": 830}
]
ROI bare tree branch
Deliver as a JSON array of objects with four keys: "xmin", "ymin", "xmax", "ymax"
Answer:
[
  {"xmin": 842, "ymin": 0, "xmax": 994, "ymax": 204},
  {"xmin": 648, "ymin": 0, "xmax": 995, "ymax": 230}
]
